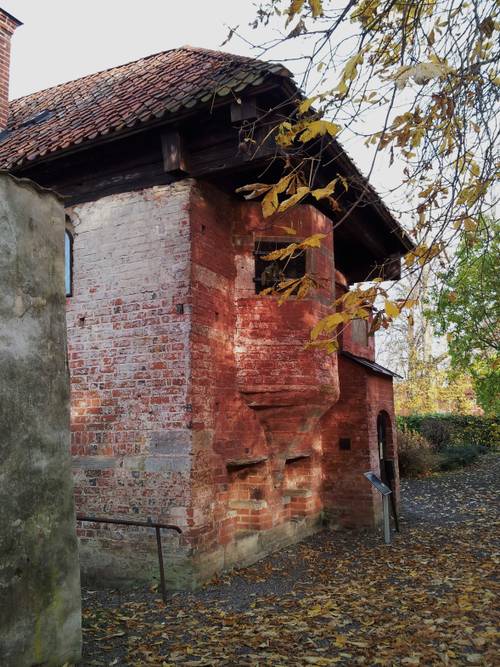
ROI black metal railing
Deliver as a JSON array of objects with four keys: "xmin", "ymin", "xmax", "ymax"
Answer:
[{"xmin": 77, "ymin": 514, "xmax": 182, "ymax": 603}]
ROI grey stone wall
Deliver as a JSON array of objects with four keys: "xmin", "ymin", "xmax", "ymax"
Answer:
[{"xmin": 0, "ymin": 172, "xmax": 81, "ymax": 666}]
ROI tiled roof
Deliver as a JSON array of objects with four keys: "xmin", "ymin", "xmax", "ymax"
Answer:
[{"xmin": 0, "ymin": 46, "xmax": 290, "ymax": 169}]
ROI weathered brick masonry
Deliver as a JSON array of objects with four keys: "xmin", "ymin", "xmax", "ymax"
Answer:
[
  {"xmin": 321, "ymin": 357, "xmax": 397, "ymax": 529},
  {"xmin": 68, "ymin": 183, "xmax": 193, "ymax": 584},
  {"xmin": 0, "ymin": 9, "xmax": 21, "ymax": 129},
  {"xmin": 1, "ymin": 41, "xmax": 406, "ymax": 588},
  {"xmin": 188, "ymin": 184, "xmax": 339, "ymax": 578},
  {"xmin": 68, "ymin": 180, "xmax": 398, "ymax": 586}
]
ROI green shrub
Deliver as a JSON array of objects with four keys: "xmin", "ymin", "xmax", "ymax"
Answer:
[
  {"xmin": 397, "ymin": 427, "xmax": 432, "ymax": 452},
  {"xmin": 397, "ymin": 428, "xmax": 441, "ymax": 477},
  {"xmin": 397, "ymin": 414, "xmax": 499, "ymax": 451},
  {"xmin": 439, "ymin": 444, "xmax": 487, "ymax": 471}
]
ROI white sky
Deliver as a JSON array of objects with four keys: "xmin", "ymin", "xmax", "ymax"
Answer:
[{"xmin": 5, "ymin": 1, "xmax": 261, "ymax": 99}]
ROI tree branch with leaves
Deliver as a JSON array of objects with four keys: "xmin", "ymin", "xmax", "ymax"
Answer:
[{"xmin": 228, "ymin": 0, "xmax": 499, "ymax": 356}]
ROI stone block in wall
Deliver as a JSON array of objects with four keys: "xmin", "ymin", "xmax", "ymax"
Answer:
[{"xmin": 0, "ymin": 173, "xmax": 81, "ymax": 666}]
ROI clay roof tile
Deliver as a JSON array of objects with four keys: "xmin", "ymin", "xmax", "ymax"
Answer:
[{"xmin": 0, "ymin": 46, "xmax": 291, "ymax": 169}]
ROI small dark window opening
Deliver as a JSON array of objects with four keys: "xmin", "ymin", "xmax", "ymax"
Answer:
[
  {"xmin": 339, "ymin": 437, "xmax": 351, "ymax": 451},
  {"xmin": 254, "ymin": 241, "xmax": 306, "ymax": 294},
  {"xmin": 65, "ymin": 228, "xmax": 73, "ymax": 297}
]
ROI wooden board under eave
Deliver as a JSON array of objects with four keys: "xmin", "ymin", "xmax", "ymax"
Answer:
[{"xmin": 161, "ymin": 129, "xmax": 189, "ymax": 173}]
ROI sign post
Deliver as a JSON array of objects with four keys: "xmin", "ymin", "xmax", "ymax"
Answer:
[{"xmin": 363, "ymin": 472, "xmax": 393, "ymax": 545}]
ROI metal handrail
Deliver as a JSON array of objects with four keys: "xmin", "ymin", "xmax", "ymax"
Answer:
[{"xmin": 76, "ymin": 514, "xmax": 182, "ymax": 603}]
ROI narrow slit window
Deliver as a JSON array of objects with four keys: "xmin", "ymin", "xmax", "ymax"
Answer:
[
  {"xmin": 351, "ymin": 317, "xmax": 369, "ymax": 346},
  {"xmin": 254, "ymin": 241, "xmax": 306, "ymax": 294},
  {"xmin": 65, "ymin": 228, "xmax": 73, "ymax": 297}
]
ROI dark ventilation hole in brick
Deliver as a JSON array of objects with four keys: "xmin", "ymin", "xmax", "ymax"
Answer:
[
  {"xmin": 285, "ymin": 453, "xmax": 311, "ymax": 464},
  {"xmin": 176, "ymin": 303, "xmax": 184, "ymax": 314},
  {"xmin": 227, "ymin": 461, "xmax": 268, "ymax": 505},
  {"xmin": 226, "ymin": 457, "xmax": 267, "ymax": 471},
  {"xmin": 284, "ymin": 455, "xmax": 312, "ymax": 490},
  {"xmin": 251, "ymin": 488, "xmax": 265, "ymax": 500},
  {"xmin": 78, "ymin": 316, "xmax": 85, "ymax": 327},
  {"xmin": 339, "ymin": 437, "xmax": 351, "ymax": 451},
  {"xmin": 254, "ymin": 240, "xmax": 306, "ymax": 294}
]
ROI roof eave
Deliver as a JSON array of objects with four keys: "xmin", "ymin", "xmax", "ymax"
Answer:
[
  {"xmin": 340, "ymin": 351, "xmax": 402, "ymax": 379},
  {"xmin": 8, "ymin": 77, "xmax": 285, "ymax": 173}
]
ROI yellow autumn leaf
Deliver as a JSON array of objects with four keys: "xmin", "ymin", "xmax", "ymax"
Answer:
[
  {"xmin": 343, "ymin": 52, "xmax": 364, "ymax": 81},
  {"xmin": 404, "ymin": 252, "xmax": 416, "ymax": 267},
  {"xmin": 286, "ymin": 0, "xmax": 305, "ymax": 26},
  {"xmin": 262, "ymin": 174, "xmax": 294, "ymax": 217},
  {"xmin": 298, "ymin": 96, "xmax": 318, "ymax": 115},
  {"xmin": 278, "ymin": 186, "xmax": 310, "ymax": 213},
  {"xmin": 235, "ymin": 182, "xmax": 273, "ymax": 200},
  {"xmin": 326, "ymin": 339, "xmax": 339, "ymax": 353},
  {"xmin": 311, "ymin": 178, "xmax": 338, "ymax": 200},
  {"xmin": 277, "ymin": 225, "xmax": 298, "ymax": 235},
  {"xmin": 300, "ymin": 233, "xmax": 326, "ymax": 248},
  {"xmin": 278, "ymin": 278, "xmax": 302, "ymax": 304},
  {"xmin": 308, "ymin": 0, "xmax": 323, "ymax": 18},
  {"xmin": 305, "ymin": 337, "xmax": 339, "ymax": 353},
  {"xmin": 463, "ymin": 217, "xmax": 477, "ymax": 231},
  {"xmin": 310, "ymin": 312, "xmax": 345, "ymax": 340},
  {"xmin": 299, "ymin": 120, "xmax": 341, "ymax": 143},
  {"xmin": 262, "ymin": 188, "xmax": 279, "ymax": 217},
  {"xmin": 263, "ymin": 243, "xmax": 298, "ymax": 261},
  {"xmin": 335, "ymin": 79, "xmax": 348, "ymax": 96},
  {"xmin": 296, "ymin": 277, "xmax": 314, "ymax": 299},
  {"xmin": 385, "ymin": 300, "xmax": 400, "ymax": 318},
  {"xmin": 404, "ymin": 299, "xmax": 418, "ymax": 308}
]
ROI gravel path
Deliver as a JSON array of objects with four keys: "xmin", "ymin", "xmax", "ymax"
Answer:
[
  {"xmin": 80, "ymin": 454, "xmax": 500, "ymax": 666},
  {"xmin": 400, "ymin": 453, "xmax": 500, "ymax": 526}
]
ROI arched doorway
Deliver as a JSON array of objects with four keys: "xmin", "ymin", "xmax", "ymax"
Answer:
[
  {"xmin": 377, "ymin": 411, "xmax": 393, "ymax": 485},
  {"xmin": 377, "ymin": 410, "xmax": 399, "ymax": 531}
]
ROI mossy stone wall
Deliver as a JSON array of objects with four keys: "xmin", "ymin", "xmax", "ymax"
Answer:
[{"xmin": 0, "ymin": 172, "xmax": 81, "ymax": 666}]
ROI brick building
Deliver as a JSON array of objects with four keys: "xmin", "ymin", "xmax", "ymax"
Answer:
[{"xmin": 1, "ymin": 9, "xmax": 411, "ymax": 587}]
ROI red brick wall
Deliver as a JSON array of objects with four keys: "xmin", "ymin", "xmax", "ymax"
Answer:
[
  {"xmin": 67, "ymin": 180, "xmax": 398, "ymax": 585},
  {"xmin": 187, "ymin": 184, "xmax": 338, "ymax": 571},
  {"xmin": 335, "ymin": 274, "xmax": 375, "ymax": 361},
  {"xmin": 321, "ymin": 355, "xmax": 397, "ymax": 528},
  {"xmin": 0, "ymin": 10, "xmax": 20, "ymax": 129}
]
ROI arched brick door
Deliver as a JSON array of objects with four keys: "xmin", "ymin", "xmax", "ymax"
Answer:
[{"xmin": 377, "ymin": 410, "xmax": 393, "ymax": 485}]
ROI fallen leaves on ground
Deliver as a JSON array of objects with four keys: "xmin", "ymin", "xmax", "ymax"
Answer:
[{"xmin": 81, "ymin": 454, "xmax": 499, "ymax": 666}]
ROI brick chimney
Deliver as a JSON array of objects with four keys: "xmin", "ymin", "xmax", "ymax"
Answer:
[{"xmin": 0, "ymin": 7, "xmax": 22, "ymax": 129}]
